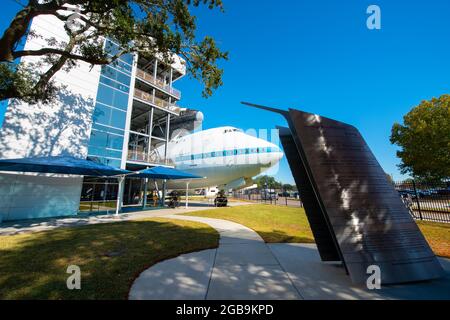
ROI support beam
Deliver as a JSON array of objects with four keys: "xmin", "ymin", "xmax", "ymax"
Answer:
[
  {"xmin": 161, "ymin": 179, "xmax": 167, "ymax": 207},
  {"xmin": 147, "ymin": 108, "xmax": 154, "ymax": 161},
  {"xmin": 185, "ymin": 181, "xmax": 190, "ymax": 209},
  {"xmin": 115, "ymin": 176, "xmax": 125, "ymax": 216},
  {"xmin": 142, "ymin": 177, "xmax": 148, "ymax": 209},
  {"xmin": 164, "ymin": 114, "xmax": 171, "ymax": 164}
]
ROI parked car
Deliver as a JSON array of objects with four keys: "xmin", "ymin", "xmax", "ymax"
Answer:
[
  {"xmin": 279, "ymin": 191, "xmax": 290, "ymax": 197},
  {"xmin": 436, "ymin": 189, "xmax": 450, "ymax": 196},
  {"xmin": 261, "ymin": 191, "xmax": 278, "ymax": 201},
  {"xmin": 398, "ymin": 190, "xmax": 417, "ymax": 200}
]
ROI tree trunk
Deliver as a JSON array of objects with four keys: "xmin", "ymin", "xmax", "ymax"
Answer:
[{"xmin": 0, "ymin": 6, "xmax": 35, "ymax": 62}]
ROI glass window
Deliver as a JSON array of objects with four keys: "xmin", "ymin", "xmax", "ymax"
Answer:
[
  {"xmin": 119, "ymin": 53, "xmax": 134, "ymax": 65},
  {"xmin": 92, "ymin": 123, "xmax": 124, "ymax": 136},
  {"xmin": 100, "ymin": 76, "xmax": 129, "ymax": 92},
  {"xmin": 89, "ymin": 129, "xmax": 124, "ymax": 151},
  {"xmin": 89, "ymin": 157, "xmax": 122, "ymax": 169},
  {"xmin": 110, "ymin": 108, "xmax": 126, "ymax": 129},
  {"xmin": 105, "ymin": 39, "xmax": 134, "ymax": 66},
  {"xmin": 93, "ymin": 103, "xmax": 111, "ymax": 126},
  {"xmin": 108, "ymin": 134, "xmax": 124, "ymax": 150},
  {"xmin": 89, "ymin": 130, "xmax": 108, "ymax": 148},
  {"xmin": 96, "ymin": 84, "xmax": 129, "ymax": 111},
  {"xmin": 88, "ymin": 146, "xmax": 122, "ymax": 159},
  {"xmin": 101, "ymin": 65, "xmax": 131, "ymax": 86},
  {"xmin": 94, "ymin": 103, "xmax": 126, "ymax": 129},
  {"xmin": 112, "ymin": 60, "xmax": 132, "ymax": 74}
]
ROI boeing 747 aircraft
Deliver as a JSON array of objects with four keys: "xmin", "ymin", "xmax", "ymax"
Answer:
[{"xmin": 162, "ymin": 126, "xmax": 284, "ymax": 190}]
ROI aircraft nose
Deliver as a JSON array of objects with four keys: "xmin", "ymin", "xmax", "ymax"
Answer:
[
  {"xmin": 267, "ymin": 143, "xmax": 283, "ymax": 164},
  {"xmin": 270, "ymin": 149, "xmax": 284, "ymax": 164}
]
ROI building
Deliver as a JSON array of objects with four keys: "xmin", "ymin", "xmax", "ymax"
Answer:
[{"xmin": 0, "ymin": 14, "xmax": 186, "ymax": 221}]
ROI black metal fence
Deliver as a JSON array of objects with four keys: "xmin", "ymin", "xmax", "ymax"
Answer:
[
  {"xmin": 232, "ymin": 190, "xmax": 304, "ymax": 207},
  {"xmin": 232, "ymin": 180, "xmax": 450, "ymax": 224},
  {"xmin": 394, "ymin": 180, "xmax": 450, "ymax": 223}
]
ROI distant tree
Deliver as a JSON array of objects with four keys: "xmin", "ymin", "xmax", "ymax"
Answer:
[
  {"xmin": 0, "ymin": 0, "xmax": 227, "ymax": 103},
  {"xmin": 253, "ymin": 175, "xmax": 282, "ymax": 189},
  {"xmin": 390, "ymin": 95, "xmax": 450, "ymax": 182},
  {"xmin": 385, "ymin": 173, "xmax": 394, "ymax": 185},
  {"xmin": 282, "ymin": 183, "xmax": 295, "ymax": 191}
]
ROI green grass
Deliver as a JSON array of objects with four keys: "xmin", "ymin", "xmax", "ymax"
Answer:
[
  {"xmin": 182, "ymin": 204, "xmax": 450, "ymax": 259},
  {"xmin": 182, "ymin": 204, "xmax": 315, "ymax": 243},
  {"xmin": 417, "ymin": 220, "xmax": 450, "ymax": 258},
  {"xmin": 0, "ymin": 218, "xmax": 219, "ymax": 300}
]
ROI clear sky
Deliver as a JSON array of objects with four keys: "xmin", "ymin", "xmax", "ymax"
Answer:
[{"xmin": 2, "ymin": 1, "xmax": 450, "ymax": 184}]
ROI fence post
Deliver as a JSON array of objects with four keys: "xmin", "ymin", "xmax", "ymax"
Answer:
[{"xmin": 412, "ymin": 180, "xmax": 423, "ymax": 220}]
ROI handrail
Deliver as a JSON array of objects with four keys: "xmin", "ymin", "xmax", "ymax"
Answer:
[
  {"xmin": 136, "ymin": 68, "xmax": 181, "ymax": 99},
  {"xmin": 134, "ymin": 88, "xmax": 180, "ymax": 113}
]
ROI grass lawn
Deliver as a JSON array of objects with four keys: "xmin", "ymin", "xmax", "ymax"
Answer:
[
  {"xmin": 182, "ymin": 204, "xmax": 450, "ymax": 259},
  {"xmin": 0, "ymin": 218, "xmax": 219, "ymax": 299},
  {"xmin": 183, "ymin": 204, "xmax": 315, "ymax": 243},
  {"xmin": 417, "ymin": 221, "xmax": 450, "ymax": 258}
]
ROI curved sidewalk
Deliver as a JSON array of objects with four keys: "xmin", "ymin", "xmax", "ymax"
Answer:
[
  {"xmin": 128, "ymin": 215, "xmax": 303, "ymax": 300},
  {"xmin": 128, "ymin": 214, "xmax": 450, "ymax": 300}
]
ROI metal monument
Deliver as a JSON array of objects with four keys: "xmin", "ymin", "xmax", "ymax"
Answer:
[{"xmin": 243, "ymin": 102, "xmax": 444, "ymax": 284}]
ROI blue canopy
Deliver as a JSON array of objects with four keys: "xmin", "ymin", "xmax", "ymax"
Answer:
[
  {"xmin": 0, "ymin": 156, "xmax": 131, "ymax": 177},
  {"xmin": 132, "ymin": 166, "xmax": 203, "ymax": 180}
]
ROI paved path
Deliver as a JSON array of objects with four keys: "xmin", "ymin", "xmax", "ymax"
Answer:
[
  {"xmin": 129, "ymin": 215, "xmax": 302, "ymax": 300},
  {"xmin": 0, "ymin": 201, "xmax": 251, "ymax": 236},
  {"xmin": 129, "ymin": 215, "xmax": 450, "ymax": 300}
]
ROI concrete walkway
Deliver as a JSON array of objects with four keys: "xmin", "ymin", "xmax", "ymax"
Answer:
[
  {"xmin": 129, "ymin": 215, "xmax": 302, "ymax": 300},
  {"xmin": 0, "ymin": 201, "xmax": 250, "ymax": 236},
  {"xmin": 129, "ymin": 215, "xmax": 450, "ymax": 300}
]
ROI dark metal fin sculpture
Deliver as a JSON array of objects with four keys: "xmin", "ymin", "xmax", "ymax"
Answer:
[{"xmin": 243, "ymin": 101, "xmax": 444, "ymax": 284}]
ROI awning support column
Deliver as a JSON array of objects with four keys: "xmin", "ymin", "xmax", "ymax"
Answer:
[
  {"xmin": 142, "ymin": 178, "xmax": 148, "ymax": 209},
  {"xmin": 115, "ymin": 176, "xmax": 125, "ymax": 216},
  {"xmin": 161, "ymin": 179, "xmax": 167, "ymax": 207},
  {"xmin": 185, "ymin": 181, "xmax": 190, "ymax": 209}
]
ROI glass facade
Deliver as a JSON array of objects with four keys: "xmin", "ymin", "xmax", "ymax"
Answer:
[
  {"xmin": 79, "ymin": 178, "xmax": 119, "ymax": 214},
  {"xmin": 87, "ymin": 39, "xmax": 134, "ymax": 169}
]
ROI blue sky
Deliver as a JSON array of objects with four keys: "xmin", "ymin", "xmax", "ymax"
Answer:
[{"xmin": 2, "ymin": 1, "xmax": 450, "ymax": 183}]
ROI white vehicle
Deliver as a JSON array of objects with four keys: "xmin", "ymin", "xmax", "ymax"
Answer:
[{"xmin": 162, "ymin": 127, "xmax": 283, "ymax": 190}]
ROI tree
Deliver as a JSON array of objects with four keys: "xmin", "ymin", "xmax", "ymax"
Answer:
[
  {"xmin": 253, "ymin": 175, "xmax": 282, "ymax": 189},
  {"xmin": 0, "ymin": 0, "xmax": 227, "ymax": 103},
  {"xmin": 282, "ymin": 183, "xmax": 296, "ymax": 191},
  {"xmin": 384, "ymin": 173, "xmax": 394, "ymax": 185},
  {"xmin": 390, "ymin": 94, "xmax": 450, "ymax": 182}
]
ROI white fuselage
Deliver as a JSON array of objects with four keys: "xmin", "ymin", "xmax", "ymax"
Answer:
[{"xmin": 162, "ymin": 127, "xmax": 283, "ymax": 189}]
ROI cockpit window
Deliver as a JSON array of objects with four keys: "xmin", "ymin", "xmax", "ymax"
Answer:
[{"xmin": 223, "ymin": 128, "xmax": 240, "ymax": 134}]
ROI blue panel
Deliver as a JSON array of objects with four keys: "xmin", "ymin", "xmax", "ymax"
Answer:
[
  {"xmin": 104, "ymin": 39, "xmax": 134, "ymax": 66},
  {"xmin": 89, "ymin": 129, "xmax": 124, "ymax": 151},
  {"xmin": 88, "ymin": 146, "xmax": 122, "ymax": 159},
  {"xmin": 100, "ymin": 76, "xmax": 129, "ymax": 92},
  {"xmin": 92, "ymin": 123, "xmax": 124, "ymax": 136},
  {"xmin": 101, "ymin": 65, "xmax": 131, "ymax": 86},
  {"xmin": 88, "ymin": 156, "xmax": 122, "ymax": 169},
  {"xmin": 93, "ymin": 103, "xmax": 126, "ymax": 129},
  {"xmin": 96, "ymin": 84, "xmax": 129, "ymax": 111}
]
